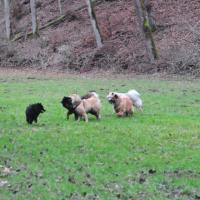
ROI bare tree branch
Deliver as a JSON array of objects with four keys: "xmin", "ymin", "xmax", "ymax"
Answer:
[
  {"xmin": 30, "ymin": 0, "xmax": 38, "ymax": 36},
  {"xmin": 86, "ymin": 0, "xmax": 103, "ymax": 48},
  {"xmin": 58, "ymin": 0, "xmax": 62, "ymax": 15},
  {"xmin": 4, "ymin": 0, "xmax": 11, "ymax": 39}
]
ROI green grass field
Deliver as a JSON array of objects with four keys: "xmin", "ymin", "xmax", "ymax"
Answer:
[{"xmin": 0, "ymin": 73, "xmax": 200, "ymax": 199}]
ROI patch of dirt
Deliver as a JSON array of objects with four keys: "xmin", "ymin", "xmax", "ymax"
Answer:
[
  {"xmin": 0, "ymin": 180, "xmax": 8, "ymax": 187},
  {"xmin": 148, "ymin": 89, "xmax": 160, "ymax": 93},
  {"xmin": 68, "ymin": 192, "xmax": 100, "ymax": 200},
  {"xmin": 68, "ymin": 176, "xmax": 76, "ymax": 184},
  {"xmin": 0, "ymin": 165, "xmax": 12, "ymax": 177},
  {"xmin": 155, "ymin": 170, "xmax": 200, "ymax": 199},
  {"xmin": 157, "ymin": 181, "xmax": 200, "ymax": 200},
  {"xmin": 164, "ymin": 169, "xmax": 200, "ymax": 178}
]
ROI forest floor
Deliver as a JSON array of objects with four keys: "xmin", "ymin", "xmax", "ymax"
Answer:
[
  {"xmin": 0, "ymin": 0, "xmax": 200, "ymax": 75},
  {"xmin": 0, "ymin": 72, "xmax": 200, "ymax": 199}
]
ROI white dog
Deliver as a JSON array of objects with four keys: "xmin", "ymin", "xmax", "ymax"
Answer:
[{"xmin": 107, "ymin": 89, "xmax": 143, "ymax": 111}]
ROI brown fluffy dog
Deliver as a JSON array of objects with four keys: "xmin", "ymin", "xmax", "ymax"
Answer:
[
  {"xmin": 109, "ymin": 94, "xmax": 133, "ymax": 117},
  {"xmin": 67, "ymin": 92, "xmax": 101, "ymax": 122}
]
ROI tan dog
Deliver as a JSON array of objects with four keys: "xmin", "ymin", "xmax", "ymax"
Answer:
[
  {"xmin": 66, "ymin": 92, "xmax": 101, "ymax": 122},
  {"xmin": 108, "ymin": 93, "xmax": 133, "ymax": 117}
]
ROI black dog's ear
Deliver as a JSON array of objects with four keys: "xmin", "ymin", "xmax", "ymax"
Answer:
[
  {"xmin": 61, "ymin": 96, "xmax": 66, "ymax": 103},
  {"xmin": 65, "ymin": 97, "xmax": 72, "ymax": 102},
  {"xmin": 61, "ymin": 96, "xmax": 72, "ymax": 105},
  {"xmin": 37, "ymin": 102, "xmax": 44, "ymax": 108},
  {"xmin": 61, "ymin": 96, "xmax": 69, "ymax": 101}
]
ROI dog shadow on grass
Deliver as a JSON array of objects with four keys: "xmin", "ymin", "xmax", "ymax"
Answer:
[{"xmin": 26, "ymin": 123, "xmax": 46, "ymax": 127}]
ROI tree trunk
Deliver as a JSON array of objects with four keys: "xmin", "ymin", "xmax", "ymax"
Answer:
[
  {"xmin": 58, "ymin": 0, "xmax": 62, "ymax": 15},
  {"xmin": 30, "ymin": 0, "xmax": 38, "ymax": 36},
  {"xmin": 86, "ymin": 0, "xmax": 103, "ymax": 48},
  {"xmin": 4, "ymin": 0, "xmax": 11, "ymax": 39},
  {"xmin": 134, "ymin": 0, "xmax": 158, "ymax": 63}
]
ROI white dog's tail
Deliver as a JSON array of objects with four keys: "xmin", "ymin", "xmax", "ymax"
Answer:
[{"xmin": 127, "ymin": 90, "xmax": 143, "ymax": 110}]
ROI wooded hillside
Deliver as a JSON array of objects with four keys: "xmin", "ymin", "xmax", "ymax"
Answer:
[{"xmin": 0, "ymin": 0, "xmax": 200, "ymax": 76}]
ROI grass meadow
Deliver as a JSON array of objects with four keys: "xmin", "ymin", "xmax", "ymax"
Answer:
[{"xmin": 0, "ymin": 73, "xmax": 200, "ymax": 199}]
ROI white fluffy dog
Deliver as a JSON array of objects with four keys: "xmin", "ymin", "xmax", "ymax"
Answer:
[{"xmin": 107, "ymin": 89, "xmax": 143, "ymax": 111}]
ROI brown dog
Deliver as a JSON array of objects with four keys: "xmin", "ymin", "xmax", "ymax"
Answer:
[
  {"xmin": 64, "ymin": 92, "xmax": 101, "ymax": 122},
  {"xmin": 108, "ymin": 93, "xmax": 133, "ymax": 117}
]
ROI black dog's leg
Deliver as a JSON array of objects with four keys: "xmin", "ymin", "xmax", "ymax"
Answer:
[
  {"xmin": 28, "ymin": 119, "xmax": 33, "ymax": 124},
  {"xmin": 67, "ymin": 111, "xmax": 73, "ymax": 120},
  {"xmin": 74, "ymin": 113, "xmax": 78, "ymax": 121},
  {"xmin": 26, "ymin": 117, "xmax": 30, "ymax": 124},
  {"xmin": 26, "ymin": 116, "xmax": 33, "ymax": 124},
  {"xmin": 94, "ymin": 112, "xmax": 100, "ymax": 120}
]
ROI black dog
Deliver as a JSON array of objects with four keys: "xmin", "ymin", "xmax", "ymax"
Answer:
[
  {"xmin": 25, "ymin": 103, "xmax": 46, "ymax": 124},
  {"xmin": 61, "ymin": 97, "xmax": 79, "ymax": 120}
]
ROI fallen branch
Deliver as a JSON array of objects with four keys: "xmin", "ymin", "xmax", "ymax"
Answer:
[
  {"xmin": 12, "ymin": 14, "xmax": 68, "ymax": 41},
  {"xmin": 40, "ymin": 15, "xmax": 68, "ymax": 30}
]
